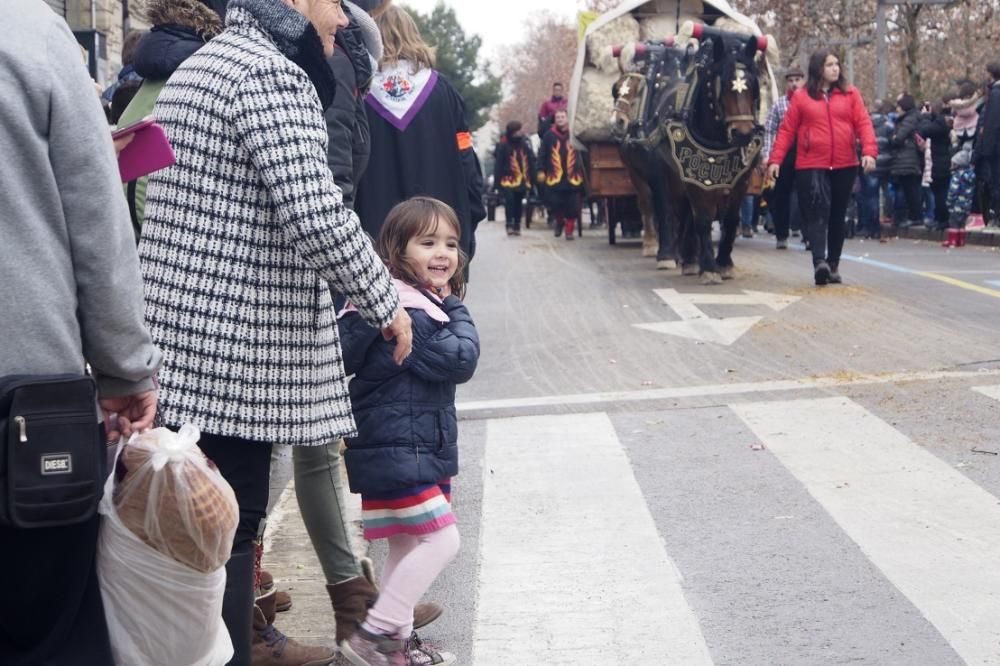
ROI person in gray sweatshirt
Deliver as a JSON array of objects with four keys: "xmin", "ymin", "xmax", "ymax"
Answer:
[{"xmin": 0, "ymin": 2, "xmax": 162, "ymax": 663}]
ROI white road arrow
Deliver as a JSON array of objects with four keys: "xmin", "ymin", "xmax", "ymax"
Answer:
[{"xmin": 634, "ymin": 289, "xmax": 801, "ymax": 346}]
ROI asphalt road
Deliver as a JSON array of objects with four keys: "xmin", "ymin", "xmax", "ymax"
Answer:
[
  {"xmin": 270, "ymin": 213, "xmax": 1000, "ymax": 665},
  {"xmin": 385, "ymin": 214, "xmax": 1000, "ymax": 665}
]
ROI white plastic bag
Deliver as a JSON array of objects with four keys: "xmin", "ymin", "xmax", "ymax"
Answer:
[
  {"xmin": 97, "ymin": 425, "xmax": 236, "ymax": 666},
  {"xmin": 113, "ymin": 424, "xmax": 238, "ymax": 572}
]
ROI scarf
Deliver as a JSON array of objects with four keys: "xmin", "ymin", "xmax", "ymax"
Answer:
[{"xmin": 227, "ymin": 0, "xmax": 337, "ymax": 110}]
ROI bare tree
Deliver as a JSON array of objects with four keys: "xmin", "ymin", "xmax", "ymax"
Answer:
[
  {"xmin": 735, "ymin": 0, "xmax": 1000, "ymax": 102},
  {"xmin": 495, "ymin": 13, "xmax": 578, "ymax": 136}
]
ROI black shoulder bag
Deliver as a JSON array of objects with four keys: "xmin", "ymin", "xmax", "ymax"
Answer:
[{"xmin": 0, "ymin": 375, "xmax": 105, "ymax": 528}]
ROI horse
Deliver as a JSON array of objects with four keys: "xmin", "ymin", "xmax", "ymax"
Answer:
[
  {"xmin": 611, "ymin": 41, "xmax": 685, "ymax": 269},
  {"xmin": 613, "ymin": 24, "xmax": 767, "ymax": 284}
]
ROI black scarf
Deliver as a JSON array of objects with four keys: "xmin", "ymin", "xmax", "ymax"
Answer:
[{"xmin": 227, "ymin": 0, "xmax": 337, "ymax": 110}]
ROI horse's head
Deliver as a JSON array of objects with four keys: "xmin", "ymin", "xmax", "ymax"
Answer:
[
  {"xmin": 716, "ymin": 36, "xmax": 763, "ymax": 145},
  {"xmin": 611, "ymin": 71, "xmax": 646, "ymax": 137}
]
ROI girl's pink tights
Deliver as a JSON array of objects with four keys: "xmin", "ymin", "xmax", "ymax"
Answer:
[{"xmin": 362, "ymin": 525, "xmax": 460, "ymax": 639}]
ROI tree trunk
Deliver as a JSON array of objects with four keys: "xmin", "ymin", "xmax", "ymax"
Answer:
[{"xmin": 899, "ymin": 5, "xmax": 923, "ymax": 99}]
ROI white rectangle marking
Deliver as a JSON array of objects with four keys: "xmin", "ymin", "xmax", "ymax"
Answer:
[
  {"xmin": 474, "ymin": 413, "xmax": 713, "ymax": 665},
  {"xmin": 973, "ymin": 385, "xmax": 1000, "ymax": 402},
  {"xmin": 732, "ymin": 397, "xmax": 1000, "ymax": 665},
  {"xmin": 457, "ymin": 369, "xmax": 1000, "ymax": 415}
]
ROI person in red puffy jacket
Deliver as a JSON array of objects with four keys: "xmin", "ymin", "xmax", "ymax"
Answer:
[{"xmin": 768, "ymin": 49, "xmax": 877, "ymax": 285}]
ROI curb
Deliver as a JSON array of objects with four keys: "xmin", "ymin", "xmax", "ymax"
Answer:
[
  {"xmin": 881, "ymin": 224, "xmax": 1000, "ymax": 247},
  {"xmin": 261, "ymin": 468, "xmax": 368, "ymax": 647}
]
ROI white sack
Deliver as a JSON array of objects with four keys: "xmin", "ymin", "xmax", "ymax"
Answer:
[{"xmin": 98, "ymin": 430, "xmax": 235, "ymax": 666}]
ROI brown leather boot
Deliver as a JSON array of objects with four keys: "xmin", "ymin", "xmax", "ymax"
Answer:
[
  {"xmin": 412, "ymin": 602, "xmax": 443, "ymax": 630},
  {"xmin": 252, "ymin": 592, "xmax": 336, "ymax": 666},
  {"xmin": 260, "ymin": 570, "xmax": 292, "ymax": 612},
  {"xmin": 326, "ymin": 576, "xmax": 379, "ymax": 645}
]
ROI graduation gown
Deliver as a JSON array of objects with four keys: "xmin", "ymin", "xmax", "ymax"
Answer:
[{"xmin": 356, "ymin": 61, "xmax": 486, "ymax": 261}]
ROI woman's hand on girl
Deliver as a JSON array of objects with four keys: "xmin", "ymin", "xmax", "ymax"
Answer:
[{"xmin": 383, "ymin": 308, "xmax": 413, "ymax": 365}]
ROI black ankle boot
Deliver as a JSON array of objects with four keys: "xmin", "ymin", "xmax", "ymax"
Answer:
[
  {"xmin": 222, "ymin": 549, "xmax": 256, "ymax": 665},
  {"xmin": 814, "ymin": 261, "xmax": 831, "ymax": 286},
  {"xmin": 828, "ymin": 262, "xmax": 842, "ymax": 284}
]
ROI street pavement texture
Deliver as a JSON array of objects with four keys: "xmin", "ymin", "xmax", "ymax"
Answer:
[{"xmin": 266, "ymin": 214, "xmax": 1000, "ymax": 665}]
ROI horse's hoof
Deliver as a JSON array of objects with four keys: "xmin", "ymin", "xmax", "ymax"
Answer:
[
  {"xmin": 656, "ymin": 259, "xmax": 678, "ymax": 270},
  {"xmin": 720, "ymin": 265, "xmax": 735, "ymax": 280},
  {"xmin": 682, "ymin": 263, "xmax": 699, "ymax": 276},
  {"xmin": 641, "ymin": 244, "xmax": 657, "ymax": 257},
  {"xmin": 700, "ymin": 272, "xmax": 723, "ymax": 285}
]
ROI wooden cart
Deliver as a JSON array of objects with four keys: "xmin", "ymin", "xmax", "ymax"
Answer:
[{"xmin": 586, "ymin": 142, "xmax": 642, "ymax": 244}]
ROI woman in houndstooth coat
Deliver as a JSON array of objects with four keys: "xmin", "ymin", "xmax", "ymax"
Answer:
[{"xmin": 138, "ymin": 0, "xmax": 411, "ymax": 660}]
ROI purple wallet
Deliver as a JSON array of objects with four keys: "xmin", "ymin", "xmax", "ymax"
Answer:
[{"xmin": 113, "ymin": 117, "xmax": 176, "ymax": 183}]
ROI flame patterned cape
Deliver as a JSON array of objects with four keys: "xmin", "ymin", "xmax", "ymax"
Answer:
[
  {"xmin": 538, "ymin": 126, "xmax": 584, "ymax": 190},
  {"xmin": 494, "ymin": 137, "xmax": 536, "ymax": 191}
]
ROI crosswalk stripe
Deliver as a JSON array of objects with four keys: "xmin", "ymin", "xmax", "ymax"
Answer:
[
  {"xmin": 972, "ymin": 385, "xmax": 1000, "ymax": 402},
  {"xmin": 732, "ymin": 397, "xmax": 1000, "ymax": 666},
  {"xmin": 473, "ymin": 413, "xmax": 713, "ymax": 665}
]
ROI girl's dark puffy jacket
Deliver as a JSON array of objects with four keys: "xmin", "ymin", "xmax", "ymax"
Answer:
[
  {"xmin": 339, "ymin": 292, "xmax": 480, "ymax": 495},
  {"xmin": 769, "ymin": 86, "xmax": 877, "ymax": 170}
]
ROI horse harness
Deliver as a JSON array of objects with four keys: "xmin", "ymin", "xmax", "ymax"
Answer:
[{"xmin": 620, "ymin": 37, "xmax": 764, "ymax": 191}]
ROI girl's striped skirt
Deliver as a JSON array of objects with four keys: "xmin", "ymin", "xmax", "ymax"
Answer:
[{"xmin": 361, "ymin": 480, "xmax": 454, "ymax": 540}]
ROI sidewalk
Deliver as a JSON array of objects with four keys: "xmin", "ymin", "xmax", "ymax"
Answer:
[
  {"xmin": 885, "ymin": 223, "xmax": 1000, "ymax": 246},
  {"xmin": 262, "ymin": 472, "xmax": 367, "ymax": 650}
]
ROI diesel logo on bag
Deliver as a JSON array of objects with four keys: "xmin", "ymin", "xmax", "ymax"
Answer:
[{"xmin": 41, "ymin": 453, "xmax": 73, "ymax": 475}]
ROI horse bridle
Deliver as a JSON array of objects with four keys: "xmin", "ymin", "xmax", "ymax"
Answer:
[
  {"xmin": 710, "ymin": 61, "xmax": 758, "ymax": 126},
  {"xmin": 614, "ymin": 72, "xmax": 647, "ymax": 123}
]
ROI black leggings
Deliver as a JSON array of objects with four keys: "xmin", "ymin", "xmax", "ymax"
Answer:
[
  {"xmin": 197, "ymin": 432, "xmax": 272, "ymax": 558},
  {"xmin": 796, "ymin": 167, "xmax": 857, "ymax": 267},
  {"xmin": 894, "ymin": 174, "xmax": 923, "ymax": 223},
  {"xmin": 503, "ymin": 190, "xmax": 524, "ymax": 229}
]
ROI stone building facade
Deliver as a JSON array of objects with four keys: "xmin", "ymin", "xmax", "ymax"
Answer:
[{"xmin": 44, "ymin": 0, "xmax": 151, "ymax": 86}]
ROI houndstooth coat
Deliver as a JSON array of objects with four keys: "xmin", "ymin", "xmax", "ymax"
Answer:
[{"xmin": 140, "ymin": 0, "xmax": 399, "ymax": 447}]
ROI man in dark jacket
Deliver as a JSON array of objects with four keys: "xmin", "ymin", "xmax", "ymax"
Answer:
[
  {"xmin": 890, "ymin": 94, "xmax": 924, "ymax": 228},
  {"xmin": 494, "ymin": 120, "xmax": 535, "ymax": 236},
  {"xmin": 976, "ymin": 62, "xmax": 1000, "ymax": 225},
  {"xmin": 918, "ymin": 101, "xmax": 952, "ymax": 229},
  {"xmin": 325, "ymin": 1, "xmax": 377, "ymax": 210}
]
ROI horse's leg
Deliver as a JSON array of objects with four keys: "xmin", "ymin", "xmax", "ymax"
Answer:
[
  {"xmin": 717, "ymin": 201, "xmax": 740, "ymax": 280},
  {"xmin": 692, "ymin": 198, "xmax": 721, "ymax": 284},
  {"xmin": 679, "ymin": 205, "xmax": 699, "ymax": 275},
  {"xmin": 636, "ymin": 180, "xmax": 658, "ymax": 257},
  {"xmin": 651, "ymin": 178, "xmax": 677, "ymax": 269}
]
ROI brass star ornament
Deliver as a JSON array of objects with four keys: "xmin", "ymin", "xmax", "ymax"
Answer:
[{"xmin": 732, "ymin": 70, "xmax": 748, "ymax": 94}]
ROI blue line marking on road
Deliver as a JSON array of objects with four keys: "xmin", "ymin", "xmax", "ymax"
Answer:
[{"xmin": 838, "ymin": 253, "xmax": 918, "ymax": 274}]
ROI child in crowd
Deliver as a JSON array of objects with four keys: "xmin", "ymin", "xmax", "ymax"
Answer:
[
  {"xmin": 338, "ymin": 197, "xmax": 480, "ymax": 666},
  {"xmin": 947, "ymin": 142, "xmax": 977, "ymax": 229}
]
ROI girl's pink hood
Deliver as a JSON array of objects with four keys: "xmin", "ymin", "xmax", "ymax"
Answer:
[{"xmin": 338, "ymin": 279, "xmax": 449, "ymax": 323}]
